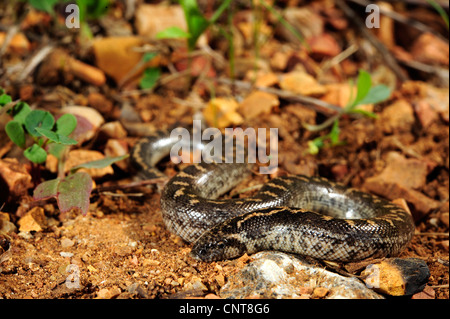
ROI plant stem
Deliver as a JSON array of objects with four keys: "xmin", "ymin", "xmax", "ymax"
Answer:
[{"xmin": 57, "ymin": 147, "xmax": 69, "ymax": 179}]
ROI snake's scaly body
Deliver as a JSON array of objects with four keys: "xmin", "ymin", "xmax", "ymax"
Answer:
[{"xmin": 131, "ymin": 131, "xmax": 415, "ymax": 262}]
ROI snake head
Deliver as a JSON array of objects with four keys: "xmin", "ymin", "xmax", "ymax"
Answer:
[{"xmin": 191, "ymin": 235, "xmax": 246, "ymax": 262}]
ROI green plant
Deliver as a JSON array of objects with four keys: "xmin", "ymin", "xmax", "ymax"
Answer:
[
  {"xmin": 156, "ymin": 0, "xmax": 232, "ymax": 52},
  {"xmin": 1, "ymin": 90, "xmax": 78, "ymax": 166},
  {"xmin": 139, "ymin": 52, "xmax": 161, "ymax": 90},
  {"xmin": 305, "ymin": 70, "xmax": 391, "ymax": 154},
  {"xmin": 1, "ymin": 89, "xmax": 126, "ymax": 215},
  {"xmin": 150, "ymin": 0, "xmax": 232, "ymax": 91}
]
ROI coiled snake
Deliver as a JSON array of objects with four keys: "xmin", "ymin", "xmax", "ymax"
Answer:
[{"xmin": 131, "ymin": 129, "xmax": 415, "ymax": 262}]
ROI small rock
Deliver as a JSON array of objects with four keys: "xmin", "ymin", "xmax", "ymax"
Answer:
[
  {"xmin": 361, "ymin": 258, "xmax": 430, "ymax": 296},
  {"xmin": 280, "ymin": 71, "xmax": 327, "ymax": 96},
  {"xmin": 411, "ymin": 285, "xmax": 435, "ymax": 299},
  {"xmin": 220, "ymin": 252, "xmax": 383, "ymax": 299},
  {"xmin": 87, "ymin": 92, "xmax": 114, "ymax": 115},
  {"xmin": 175, "ymin": 53, "xmax": 216, "ymax": 78},
  {"xmin": 307, "ymin": 33, "xmax": 341, "ymax": 59},
  {"xmin": 278, "ymin": 7, "xmax": 323, "ymax": 42},
  {"xmin": 0, "ymin": 219, "xmax": 16, "ymax": 234},
  {"xmin": 298, "ymin": 286, "xmax": 313, "ymax": 295},
  {"xmin": 414, "ymin": 100, "xmax": 439, "ymax": 128},
  {"xmin": 0, "ymin": 31, "xmax": 31, "ymax": 55},
  {"xmin": 0, "ymin": 212, "xmax": 16, "ymax": 235},
  {"xmin": 191, "ymin": 278, "xmax": 208, "ymax": 292},
  {"xmin": 61, "ymin": 238, "xmax": 75, "ymax": 248},
  {"xmin": 270, "ymin": 51, "xmax": 290, "ymax": 71},
  {"xmin": 93, "ymin": 36, "xmax": 154, "ymax": 85},
  {"xmin": 60, "ymin": 252, "xmax": 74, "ymax": 258},
  {"xmin": 104, "ymin": 139, "xmax": 129, "ymax": 171},
  {"xmin": 423, "ymin": 85, "xmax": 449, "ymax": 122},
  {"xmin": 18, "ymin": 207, "xmax": 47, "ymax": 232},
  {"xmin": 239, "ymin": 91, "xmax": 279, "ymax": 120},
  {"xmin": 99, "ymin": 121, "xmax": 127, "ymax": 139},
  {"xmin": 312, "ymin": 287, "xmax": 329, "ymax": 298},
  {"xmin": 58, "ymin": 106, "xmax": 104, "ymax": 144},
  {"xmin": 203, "ymin": 98, "xmax": 243, "ymax": 128},
  {"xmin": 379, "ymin": 100, "xmax": 415, "ymax": 134},
  {"xmin": 135, "ymin": 4, "xmax": 186, "ymax": 39},
  {"xmin": 439, "ymin": 212, "xmax": 449, "ymax": 228},
  {"xmin": 370, "ymin": 152, "xmax": 428, "ymax": 190},
  {"xmin": 363, "ymin": 152, "xmax": 440, "ymax": 219},
  {"xmin": 96, "ymin": 287, "xmax": 122, "ymax": 299},
  {"xmin": 255, "ymin": 72, "xmax": 279, "ymax": 87},
  {"xmin": 127, "ymin": 282, "xmax": 148, "ymax": 298},
  {"xmin": 0, "ymin": 158, "xmax": 33, "ymax": 200},
  {"xmin": 400, "ymin": 81, "xmax": 449, "ymax": 123},
  {"xmin": 61, "ymin": 106, "xmax": 105, "ymax": 131},
  {"xmin": 87, "ymin": 265, "xmax": 98, "ymax": 272},
  {"xmin": 411, "ymin": 32, "xmax": 449, "ymax": 66},
  {"xmin": 215, "ymin": 274, "xmax": 225, "ymax": 287},
  {"xmin": 438, "ymin": 240, "xmax": 449, "ymax": 251}
]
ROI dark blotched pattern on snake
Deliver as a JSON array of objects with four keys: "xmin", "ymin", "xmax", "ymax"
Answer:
[{"xmin": 131, "ymin": 130, "xmax": 415, "ymax": 262}]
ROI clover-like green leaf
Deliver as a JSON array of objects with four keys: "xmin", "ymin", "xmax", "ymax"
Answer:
[
  {"xmin": 357, "ymin": 85, "xmax": 391, "ymax": 106},
  {"xmin": 55, "ymin": 113, "xmax": 77, "ymax": 137},
  {"xmin": 35, "ymin": 127, "xmax": 78, "ymax": 145},
  {"xmin": 0, "ymin": 92, "xmax": 12, "ymax": 106},
  {"xmin": 24, "ymin": 110, "xmax": 55, "ymax": 137},
  {"xmin": 5, "ymin": 120, "xmax": 26, "ymax": 148},
  {"xmin": 11, "ymin": 101, "xmax": 31, "ymax": 124},
  {"xmin": 24, "ymin": 143, "xmax": 47, "ymax": 164}
]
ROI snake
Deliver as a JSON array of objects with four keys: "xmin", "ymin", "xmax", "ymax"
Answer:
[{"xmin": 131, "ymin": 128, "xmax": 415, "ymax": 263}]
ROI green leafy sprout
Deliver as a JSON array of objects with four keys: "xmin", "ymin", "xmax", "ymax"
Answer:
[
  {"xmin": 139, "ymin": 52, "xmax": 161, "ymax": 90},
  {"xmin": 156, "ymin": 0, "xmax": 232, "ymax": 52},
  {"xmin": 1, "ymin": 89, "xmax": 127, "ymax": 216},
  {"xmin": 305, "ymin": 70, "xmax": 391, "ymax": 155},
  {"xmin": 139, "ymin": 0, "xmax": 232, "ymax": 89}
]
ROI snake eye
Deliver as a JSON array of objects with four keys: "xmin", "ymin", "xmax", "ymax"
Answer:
[
  {"xmin": 217, "ymin": 242, "xmax": 225, "ymax": 249},
  {"xmin": 198, "ymin": 248, "xmax": 206, "ymax": 255}
]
